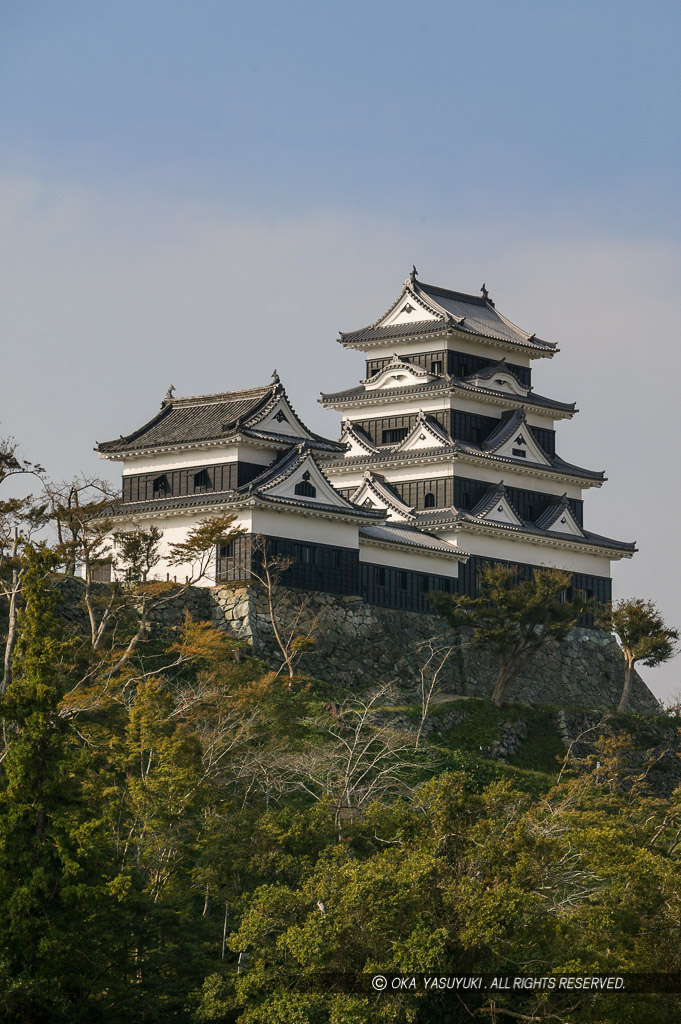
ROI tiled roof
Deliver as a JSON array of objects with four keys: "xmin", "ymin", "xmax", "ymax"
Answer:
[
  {"xmin": 320, "ymin": 439, "xmax": 605, "ymax": 482},
  {"xmin": 98, "ymin": 381, "xmax": 343, "ymax": 455},
  {"xmin": 462, "ymin": 359, "xmax": 526, "ymax": 387},
  {"xmin": 359, "ymin": 523, "xmax": 465, "ymax": 556},
  {"xmin": 320, "ymin": 377, "xmax": 575, "ymax": 414},
  {"xmin": 469, "ymin": 484, "xmax": 520, "ymax": 520},
  {"xmin": 238, "ymin": 442, "xmax": 386, "ymax": 520},
  {"xmin": 339, "ymin": 275, "xmax": 556, "ymax": 353},
  {"xmin": 453, "ymin": 510, "xmax": 636, "ymax": 553},
  {"xmin": 418, "ymin": 280, "xmax": 555, "ymax": 350}
]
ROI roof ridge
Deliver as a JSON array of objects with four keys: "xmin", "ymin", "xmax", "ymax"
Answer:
[{"xmin": 167, "ymin": 383, "xmax": 274, "ymax": 408}]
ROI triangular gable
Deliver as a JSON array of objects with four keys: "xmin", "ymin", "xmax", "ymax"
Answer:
[
  {"xmin": 349, "ymin": 471, "xmax": 415, "ymax": 522},
  {"xmin": 466, "ymin": 369, "xmax": 528, "ymax": 397},
  {"xmin": 364, "ymin": 355, "xmax": 436, "ymax": 392},
  {"xmin": 257, "ymin": 449, "xmax": 359, "ymax": 511},
  {"xmin": 471, "ymin": 486, "xmax": 523, "ymax": 527},
  {"xmin": 485, "ymin": 412, "xmax": 551, "ymax": 466},
  {"xmin": 536, "ymin": 499, "xmax": 584, "ymax": 537},
  {"xmin": 247, "ymin": 389, "xmax": 315, "ymax": 440},
  {"xmin": 377, "ymin": 282, "xmax": 441, "ymax": 329},
  {"xmin": 396, "ymin": 410, "xmax": 451, "ymax": 452},
  {"xmin": 339, "ymin": 420, "xmax": 378, "ymax": 457}
]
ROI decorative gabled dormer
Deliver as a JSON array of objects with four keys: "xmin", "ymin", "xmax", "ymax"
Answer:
[
  {"xmin": 247, "ymin": 377, "xmax": 317, "ymax": 440},
  {"xmin": 350, "ymin": 470, "xmax": 416, "ymax": 522},
  {"xmin": 395, "ymin": 410, "xmax": 452, "ymax": 452},
  {"xmin": 483, "ymin": 410, "xmax": 551, "ymax": 466},
  {"xmin": 339, "ymin": 420, "xmax": 379, "ymax": 457},
  {"xmin": 363, "ymin": 355, "xmax": 437, "ymax": 391},
  {"xmin": 535, "ymin": 495, "xmax": 585, "ymax": 537},
  {"xmin": 247, "ymin": 443, "xmax": 360, "ymax": 510},
  {"xmin": 469, "ymin": 483, "xmax": 523, "ymax": 526},
  {"xmin": 463, "ymin": 360, "xmax": 530, "ymax": 397}
]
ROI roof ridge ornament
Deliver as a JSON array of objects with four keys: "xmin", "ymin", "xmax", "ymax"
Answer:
[
  {"xmin": 271, "ymin": 369, "xmax": 280, "ymax": 384},
  {"xmin": 164, "ymin": 384, "xmax": 176, "ymax": 403},
  {"xmin": 480, "ymin": 283, "xmax": 495, "ymax": 307}
]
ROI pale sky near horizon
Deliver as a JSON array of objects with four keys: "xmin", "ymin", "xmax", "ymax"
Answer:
[{"xmin": 1, "ymin": 1, "xmax": 680, "ymax": 700}]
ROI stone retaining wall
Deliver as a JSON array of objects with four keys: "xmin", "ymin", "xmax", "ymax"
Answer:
[{"xmin": 208, "ymin": 584, "xmax": 659, "ymax": 713}]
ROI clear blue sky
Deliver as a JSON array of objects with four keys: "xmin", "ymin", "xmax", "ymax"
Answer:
[
  {"xmin": 1, "ymin": 1, "xmax": 680, "ymax": 698},
  {"xmin": 3, "ymin": 0, "xmax": 680, "ymax": 230}
]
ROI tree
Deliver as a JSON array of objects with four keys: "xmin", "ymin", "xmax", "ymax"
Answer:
[
  {"xmin": 600, "ymin": 598, "xmax": 679, "ymax": 712},
  {"xmin": 0, "ymin": 547, "xmax": 111, "ymax": 1018},
  {"xmin": 431, "ymin": 564, "xmax": 584, "ymax": 707},
  {"xmin": 249, "ymin": 536, "xmax": 317, "ymax": 680}
]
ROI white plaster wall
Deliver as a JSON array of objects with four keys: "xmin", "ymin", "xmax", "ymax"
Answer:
[
  {"xmin": 359, "ymin": 334, "xmax": 534, "ymax": 366},
  {"xmin": 249, "ymin": 507, "xmax": 360, "ymax": 549},
  {"xmin": 359, "ymin": 543, "xmax": 460, "ymax": 577},
  {"xmin": 115, "ymin": 443, "xmax": 275, "ymax": 475},
  {"xmin": 336, "ymin": 394, "xmax": 557, "ymax": 428},
  {"xmin": 439, "ymin": 529, "xmax": 614, "ymax": 576},
  {"xmin": 326, "ymin": 460, "xmax": 585, "ymax": 499}
]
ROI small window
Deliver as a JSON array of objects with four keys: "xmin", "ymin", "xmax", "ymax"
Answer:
[
  {"xmin": 424, "ymin": 492, "xmax": 436, "ymax": 508},
  {"xmin": 294, "ymin": 470, "xmax": 316, "ymax": 498},
  {"xmin": 375, "ymin": 567, "xmax": 386, "ymax": 587},
  {"xmin": 299, "ymin": 545, "xmax": 316, "ymax": 564},
  {"xmin": 294, "ymin": 480, "xmax": 317, "ymax": 498},
  {"xmin": 153, "ymin": 474, "xmax": 168, "ymax": 498},
  {"xmin": 332, "ymin": 550, "xmax": 343, "ymax": 569},
  {"xmin": 461, "ymin": 492, "xmax": 471, "ymax": 509},
  {"xmin": 398, "ymin": 571, "xmax": 408, "ymax": 591},
  {"xmin": 512, "ymin": 448, "xmax": 527, "ymax": 458},
  {"xmin": 430, "ymin": 360, "xmax": 443, "ymax": 375},
  {"xmin": 218, "ymin": 540, "xmax": 235, "ymax": 559},
  {"xmin": 194, "ymin": 468, "xmax": 212, "ymax": 492},
  {"xmin": 527, "ymin": 504, "xmax": 535, "ymax": 521},
  {"xmin": 381, "ymin": 427, "xmax": 409, "ymax": 445},
  {"xmin": 420, "ymin": 576, "xmax": 430, "ymax": 594},
  {"xmin": 472, "ymin": 427, "xmax": 482, "ymax": 444}
]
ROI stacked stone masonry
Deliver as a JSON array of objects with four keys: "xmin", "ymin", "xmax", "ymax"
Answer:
[{"xmin": 209, "ymin": 584, "xmax": 658, "ymax": 713}]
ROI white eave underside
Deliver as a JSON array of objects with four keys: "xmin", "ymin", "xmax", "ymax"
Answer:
[
  {"xmin": 428, "ymin": 518, "xmax": 634, "ymax": 559},
  {"xmin": 322, "ymin": 450, "xmax": 604, "ymax": 488}
]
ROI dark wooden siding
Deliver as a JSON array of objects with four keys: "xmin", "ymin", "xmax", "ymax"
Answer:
[
  {"xmin": 361, "ymin": 563, "xmax": 457, "ymax": 612},
  {"xmin": 122, "ymin": 460, "xmax": 265, "ymax": 503},
  {"xmin": 215, "ymin": 534, "xmax": 254, "ymax": 583},
  {"xmin": 365, "ymin": 350, "xmax": 532, "ymax": 388},
  {"xmin": 447, "ymin": 350, "xmax": 532, "ymax": 387},
  {"xmin": 530, "ymin": 425, "xmax": 556, "ymax": 458},
  {"xmin": 355, "ymin": 413, "xmax": 449, "ymax": 447},
  {"xmin": 389, "ymin": 477, "xmax": 453, "ymax": 510},
  {"xmin": 450, "ymin": 410, "xmax": 500, "ymax": 445},
  {"xmin": 453, "ymin": 476, "xmax": 583, "ymax": 525},
  {"xmin": 366, "ymin": 350, "xmax": 446, "ymax": 378},
  {"xmin": 217, "ymin": 535, "xmax": 361, "ymax": 595},
  {"xmin": 457, "ymin": 554, "xmax": 611, "ymax": 627}
]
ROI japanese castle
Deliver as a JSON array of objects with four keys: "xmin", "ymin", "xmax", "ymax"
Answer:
[{"xmin": 96, "ymin": 270, "xmax": 635, "ymax": 611}]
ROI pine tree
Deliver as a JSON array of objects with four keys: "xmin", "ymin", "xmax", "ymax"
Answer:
[{"xmin": 0, "ymin": 548, "xmax": 108, "ymax": 1020}]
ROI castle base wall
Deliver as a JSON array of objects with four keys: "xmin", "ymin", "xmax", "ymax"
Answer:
[{"xmin": 209, "ymin": 585, "xmax": 659, "ymax": 713}]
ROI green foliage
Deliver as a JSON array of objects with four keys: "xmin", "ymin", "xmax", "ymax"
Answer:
[
  {"xmin": 604, "ymin": 598, "xmax": 679, "ymax": 668},
  {"xmin": 431, "ymin": 564, "xmax": 584, "ymax": 705},
  {"xmin": 599, "ymin": 598, "xmax": 678, "ymax": 711},
  {"xmin": 2, "ymin": 562, "xmax": 681, "ymax": 1023}
]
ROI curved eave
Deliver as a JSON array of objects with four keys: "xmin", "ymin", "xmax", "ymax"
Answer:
[
  {"xmin": 432, "ymin": 518, "xmax": 636, "ymax": 560},
  {"xmin": 320, "ymin": 446, "xmax": 605, "ymax": 487},
  {"xmin": 106, "ymin": 491, "xmax": 385, "ymax": 526},
  {"xmin": 338, "ymin": 322, "xmax": 557, "ymax": 359},
  {"xmin": 359, "ymin": 535, "xmax": 469, "ymax": 562},
  {"xmin": 320, "ymin": 381, "xmax": 576, "ymax": 420},
  {"xmin": 97, "ymin": 431, "xmax": 341, "ymax": 462}
]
